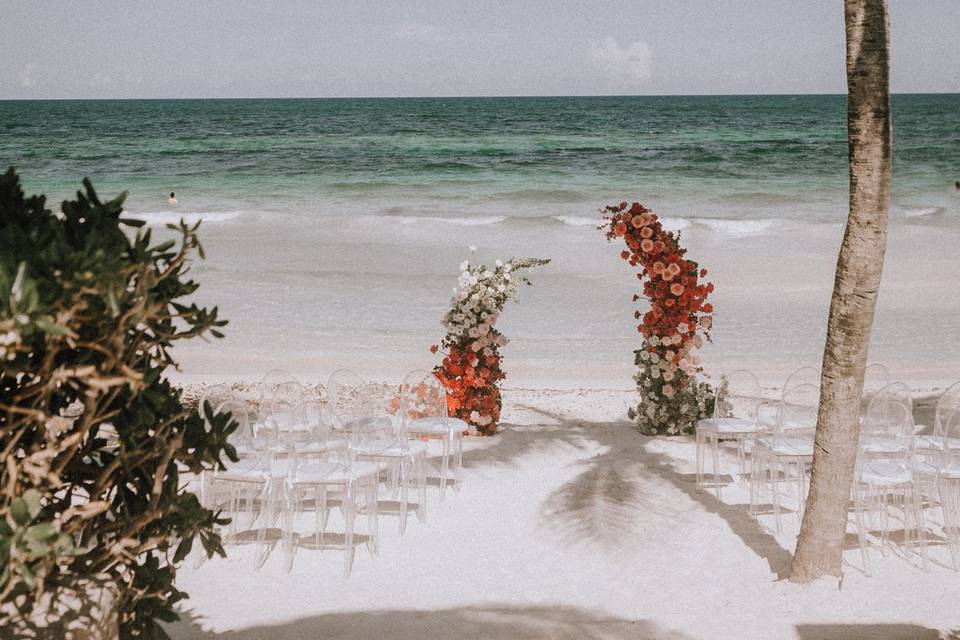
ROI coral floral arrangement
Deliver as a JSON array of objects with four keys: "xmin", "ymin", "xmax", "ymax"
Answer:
[
  {"xmin": 431, "ymin": 256, "xmax": 549, "ymax": 435},
  {"xmin": 601, "ymin": 202, "xmax": 715, "ymax": 435}
]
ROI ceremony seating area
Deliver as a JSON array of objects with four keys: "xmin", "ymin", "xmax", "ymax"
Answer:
[
  {"xmin": 696, "ymin": 367, "xmax": 960, "ymax": 575},
  {"xmin": 195, "ymin": 369, "xmax": 469, "ymax": 576}
]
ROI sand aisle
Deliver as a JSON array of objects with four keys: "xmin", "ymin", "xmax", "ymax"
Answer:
[{"xmin": 168, "ymin": 389, "xmax": 956, "ymax": 640}]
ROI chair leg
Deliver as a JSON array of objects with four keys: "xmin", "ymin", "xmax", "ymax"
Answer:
[
  {"xmin": 365, "ymin": 475, "xmax": 379, "ymax": 557},
  {"xmin": 942, "ymin": 480, "xmax": 960, "ymax": 571},
  {"xmin": 343, "ymin": 480, "xmax": 356, "ymax": 578},
  {"xmin": 909, "ymin": 484, "xmax": 929, "ymax": 571},
  {"xmin": 416, "ymin": 452, "xmax": 427, "ymax": 523},
  {"xmin": 399, "ymin": 459, "xmax": 409, "ymax": 534},
  {"xmin": 736, "ymin": 438, "xmax": 747, "ymax": 486},
  {"xmin": 282, "ymin": 485, "xmax": 299, "ymax": 573},
  {"xmin": 772, "ymin": 458, "xmax": 782, "ymax": 534},
  {"xmin": 749, "ymin": 450, "xmax": 760, "ymax": 515},
  {"xmin": 854, "ymin": 482, "xmax": 871, "ymax": 576},
  {"xmin": 712, "ymin": 433, "xmax": 721, "ymax": 500},
  {"xmin": 695, "ymin": 427, "xmax": 704, "ymax": 493},
  {"xmin": 313, "ymin": 484, "xmax": 327, "ymax": 551},
  {"xmin": 440, "ymin": 436, "xmax": 451, "ymax": 501},
  {"xmin": 455, "ymin": 433, "xmax": 464, "ymax": 490}
]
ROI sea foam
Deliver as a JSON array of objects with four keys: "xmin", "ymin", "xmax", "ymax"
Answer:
[{"xmin": 125, "ymin": 210, "xmax": 242, "ymax": 226}]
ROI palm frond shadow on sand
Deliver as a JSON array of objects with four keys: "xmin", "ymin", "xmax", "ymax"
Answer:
[{"xmin": 469, "ymin": 404, "xmax": 793, "ymax": 578}]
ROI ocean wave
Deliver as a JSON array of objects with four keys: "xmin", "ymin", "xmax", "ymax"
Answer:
[
  {"xmin": 357, "ymin": 212, "xmax": 782, "ymax": 234},
  {"xmin": 689, "ymin": 218, "xmax": 777, "ymax": 235},
  {"xmin": 485, "ymin": 188, "xmax": 590, "ymax": 203},
  {"xmin": 124, "ymin": 210, "xmax": 242, "ymax": 226},
  {"xmin": 552, "ymin": 215, "xmax": 600, "ymax": 226},
  {"xmin": 391, "ymin": 215, "xmax": 508, "ymax": 226},
  {"xmin": 899, "ymin": 206, "xmax": 944, "ymax": 219}
]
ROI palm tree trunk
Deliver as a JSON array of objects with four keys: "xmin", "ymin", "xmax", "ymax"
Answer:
[{"xmin": 789, "ymin": 0, "xmax": 891, "ymax": 582}]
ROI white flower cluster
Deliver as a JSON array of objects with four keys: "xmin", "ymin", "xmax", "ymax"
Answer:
[
  {"xmin": 636, "ymin": 338, "xmax": 703, "ymax": 382},
  {"xmin": 630, "ymin": 351, "xmax": 713, "ymax": 436},
  {"xmin": 440, "ymin": 257, "xmax": 548, "ymax": 353}
]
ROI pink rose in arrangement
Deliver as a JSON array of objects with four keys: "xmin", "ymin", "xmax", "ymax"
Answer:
[{"xmin": 600, "ymin": 201, "xmax": 715, "ymax": 435}]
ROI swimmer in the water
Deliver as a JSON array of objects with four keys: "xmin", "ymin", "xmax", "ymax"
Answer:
[
  {"xmin": 955, "ymin": 181, "xmax": 959, "ymax": 190},
  {"xmin": 168, "ymin": 191, "xmax": 178, "ymax": 205}
]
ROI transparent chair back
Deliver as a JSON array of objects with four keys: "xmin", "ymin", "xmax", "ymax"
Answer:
[
  {"xmin": 861, "ymin": 381, "xmax": 914, "ymax": 456},
  {"xmin": 399, "ymin": 369, "xmax": 449, "ymax": 424},
  {"xmin": 264, "ymin": 381, "xmax": 307, "ymax": 426},
  {"xmin": 935, "ymin": 381, "xmax": 960, "ymax": 441},
  {"xmin": 773, "ymin": 382, "xmax": 820, "ymax": 453},
  {"xmin": 261, "ymin": 368, "xmax": 299, "ymax": 387},
  {"xmin": 214, "ymin": 396, "xmax": 256, "ymax": 456},
  {"xmin": 712, "ymin": 369, "xmax": 761, "ymax": 425},
  {"xmin": 942, "ymin": 406, "xmax": 960, "ymax": 468},
  {"xmin": 782, "ymin": 366, "xmax": 820, "ymax": 395},
  {"xmin": 199, "ymin": 383, "xmax": 234, "ymax": 424},
  {"xmin": 327, "ymin": 369, "xmax": 368, "ymax": 432},
  {"xmin": 863, "ymin": 363, "xmax": 892, "ymax": 400},
  {"xmin": 268, "ymin": 397, "xmax": 310, "ymax": 451},
  {"xmin": 351, "ymin": 383, "xmax": 402, "ymax": 450},
  {"xmin": 259, "ymin": 369, "xmax": 300, "ymax": 419}
]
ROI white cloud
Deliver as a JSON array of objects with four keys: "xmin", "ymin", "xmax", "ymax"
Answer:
[{"xmin": 592, "ymin": 37, "xmax": 652, "ymax": 85}]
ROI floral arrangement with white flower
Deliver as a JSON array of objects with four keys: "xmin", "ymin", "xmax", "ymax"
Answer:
[
  {"xmin": 431, "ymin": 255, "xmax": 549, "ymax": 435},
  {"xmin": 601, "ymin": 201, "xmax": 715, "ymax": 435}
]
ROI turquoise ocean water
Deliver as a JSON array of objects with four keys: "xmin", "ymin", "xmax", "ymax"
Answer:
[{"xmin": 2, "ymin": 95, "xmax": 958, "ymax": 387}]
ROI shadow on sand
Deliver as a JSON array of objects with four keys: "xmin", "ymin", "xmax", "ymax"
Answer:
[
  {"xmin": 466, "ymin": 404, "xmax": 794, "ymax": 578},
  {"xmin": 166, "ymin": 604, "xmax": 692, "ymax": 640},
  {"xmin": 794, "ymin": 623, "xmax": 958, "ymax": 640}
]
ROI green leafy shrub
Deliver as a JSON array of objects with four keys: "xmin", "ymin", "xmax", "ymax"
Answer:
[{"xmin": 0, "ymin": 168, "xmax": 237, "ymax": 638}]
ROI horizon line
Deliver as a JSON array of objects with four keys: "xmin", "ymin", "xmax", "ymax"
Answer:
[{"xmin": 2, "ymin": 91, "xmax": 958, "ymax": 102}]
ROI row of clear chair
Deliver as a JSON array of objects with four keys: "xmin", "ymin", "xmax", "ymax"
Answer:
[
  {"xmin": 198, "ymin": 367, "xmax": 470, "ymax": 576},
  {"xmin": 912, "ymin": 382, "xmax": 960, "ymax": 570},
  {"xmin": 700, "ymin": 364, "xmax": 960, "ymax": 573},
  {"xmin": 696, "ymin": 364, "xmax": 889, "ymax": 526},
  {"xmin": 327, "ymin": 369, "xmax": 429, "ymax": 534},
  {"xmin": 854, "ymin": 381, "xmax": 927, "ymax": 574}
]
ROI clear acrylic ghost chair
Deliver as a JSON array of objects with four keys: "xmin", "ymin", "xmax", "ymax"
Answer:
[
  {"xmin": 936, "ymin": 406, "xmax": 960, "ymax": 570},
  {"xmin": 262, "ymin": 380, "xmax": 307, "ymax": 429},
  {"xmin": 914, "ymin": 381, "xmax": 960, "ymax": 455},
  {"xmin": 399, "ymin": 369, "xmax": 469, "ymax": 500},
  {"xmin": 853, "ymin": 382, "xmax": 927, "ymax": 575},
  {"xmin": 757, "ymin": 366, "xmax": 818, "ymax": 430},
  {"xmin": 263, "ymin": 386, "xmax": 309, "ymax": 447},
  {"xmin": 750, "ymin": 382, "xmax": 819, "ymax": 532},
  {"xmin": 351, "ymin": 382, "xmax": 429, "ymax": 534},
  {"xmin": 784, "ymin": 366, "xmax": 820, "ymax": 390},
  {"xmin": 696, "ymin": 370, "xmax": 763, "ymax": 498},
  {"xmin": 281, "ymin": 420, "xmax": 380, "ymax": 577},
  {"xmin": 259, "ymin": 369, "xmax": 300, "ymax": 422},
  {"xmin": 198, "ymin": 393, "xmax": 255, "ymax": 514},
  {"xmin": 912, "ymin": 382, "xmax": 960, "ymax": 521},
  {"xmin": 327, "ymin": 369, "xmax": 371, "ymax": 437},
  {"xmin": 201, "ymin": 396, "xmax": 275, "ymax": 567},
  {"xmin": 863, "ymin": 363, "xmax": 892, "ymax": 401},
  {"xmin": 199, "ymin": 383, "xmax": 234, "ymax": 424}
]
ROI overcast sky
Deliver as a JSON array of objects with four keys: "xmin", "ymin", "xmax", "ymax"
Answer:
[{"xmin": 2, "ymin": 1, "xmax": 958, "ymax": 99}]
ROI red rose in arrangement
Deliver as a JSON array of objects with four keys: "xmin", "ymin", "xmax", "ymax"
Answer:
[
  {"xmin": 431, "ymin": 256, "xmax": 549, "ymax": 435},
  {"xmin": 600, "ymin": 202, "xmax": 715, "ymax": 435}
]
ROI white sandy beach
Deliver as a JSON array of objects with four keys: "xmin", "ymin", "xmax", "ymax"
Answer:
[{"xmin": 166, "ymin": 387, "xmax": 957, "ymax": 640}]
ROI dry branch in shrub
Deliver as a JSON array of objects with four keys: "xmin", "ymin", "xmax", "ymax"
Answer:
[{"xmin": 0, "ymin": 168, "xmax": 239, "ymax": 638}]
